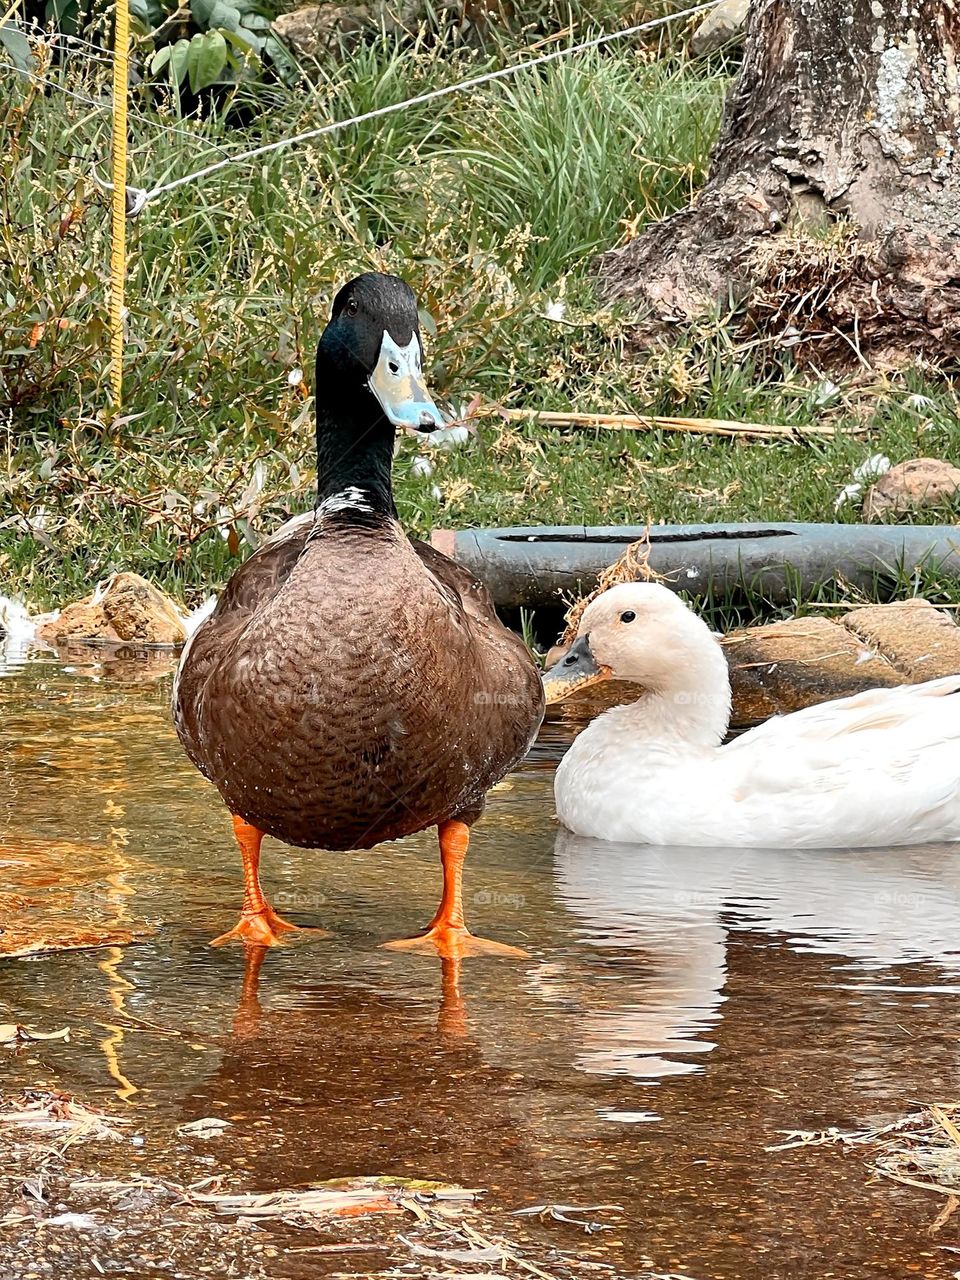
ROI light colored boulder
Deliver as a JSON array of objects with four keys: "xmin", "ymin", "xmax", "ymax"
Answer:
[
  {"xmin": 690, "ymin": 0, "xmax": 750, "ymax": 55},
  {"xmin": 38, "ymin": 572, "xmax": 186, "ymax": 647},
  {"xmin": 272, "ymin": 0, "xmax": 460, "ymax": 57},
  {"xmin": 841, "ymin": 598, "xmax": 960, "ymax": 680},
  {"xmin": 272, "ymin": 4, "xmax": 370, "ymax": 57},
  {"xmin": 863, "ymin": 457, "xmax": 960, "ymax": 519}
]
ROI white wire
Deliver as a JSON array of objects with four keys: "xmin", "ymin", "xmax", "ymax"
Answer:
[
  {"xmin": 18, "ymin": 21, "xmax": 116, "ymax": 60},
  {"xmin": 0, "ymin": 56, "xmax": 233, "ymax": 151},
  {"xmin": 1, "ymin": 55, "xmax": 111, "ymax": 109},
  {"xmin": 140, "ymin": 0, "xmax": 714, "ymax": 206}
]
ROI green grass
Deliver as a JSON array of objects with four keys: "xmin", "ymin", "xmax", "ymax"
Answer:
[{"xmin": 2, "ymin": 29, "xmax": 959, "ymax": 611}]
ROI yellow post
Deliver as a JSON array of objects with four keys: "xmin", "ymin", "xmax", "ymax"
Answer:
[{"xmin": 109, "ymin": 0, "xmax": 131, "ymax": 411}]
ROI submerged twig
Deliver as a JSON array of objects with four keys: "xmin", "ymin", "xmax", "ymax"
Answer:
[{"xmin": 771, "ymin": 1103, "xmax": 960, "ymax": 1201}]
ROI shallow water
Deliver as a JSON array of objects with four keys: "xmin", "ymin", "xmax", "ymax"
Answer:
[{"xmin": 3, "ymin": 652, "xmax": 960, "ymax": 1277}]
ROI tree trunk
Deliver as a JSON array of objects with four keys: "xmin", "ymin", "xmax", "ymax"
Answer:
[{"xmin": 599, "ymin": 1, "xmax": 960, "ymax": 361}]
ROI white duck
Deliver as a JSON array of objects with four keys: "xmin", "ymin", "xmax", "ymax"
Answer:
[{"xmin": 542, "ymin": 582, "xmax": 960, "ymax": 848}]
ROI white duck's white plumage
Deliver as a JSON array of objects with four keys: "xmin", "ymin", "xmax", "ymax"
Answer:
[{"xmin": 546, "ymin": 582, "xmax": 960, "ymax": 849}]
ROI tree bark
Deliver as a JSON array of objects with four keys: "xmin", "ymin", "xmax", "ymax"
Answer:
[{"xmin": 600, "ymin": 1, "xmax": 960, "ymax": 361}]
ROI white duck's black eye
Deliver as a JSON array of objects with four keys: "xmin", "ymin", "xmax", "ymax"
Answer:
[
  {"xmin": 388, "ymin": 361, "xmax": 400, "ymax": 374},
  {"xmin": 620, "ymin": 610, "xmax": 636, "ymax": 623}
]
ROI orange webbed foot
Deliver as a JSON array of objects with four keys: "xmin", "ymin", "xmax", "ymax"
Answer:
[
  {"xmin": 211, "ymin": 906, "xmax": 330, "ymax": 948},
  {"xmin": 382, "ymin": 925, "xmax": 528, "ymax": 961},
  {"xmin": 383, "ymin": 818, "xmax": 528, "ymax": 961},
  {"xmin": 215, "ymin": 815, "xmax": 330, "ymax": 947}
]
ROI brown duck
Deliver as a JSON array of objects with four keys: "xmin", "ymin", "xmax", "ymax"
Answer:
[{"xmin": 173, "ymin": 272, "xmax": 544, "ymax": 958}]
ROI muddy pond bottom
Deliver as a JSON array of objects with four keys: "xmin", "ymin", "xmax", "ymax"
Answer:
[{"xmin": 3, "ymin": 653, "xmax": 960, "ymax": 1278}]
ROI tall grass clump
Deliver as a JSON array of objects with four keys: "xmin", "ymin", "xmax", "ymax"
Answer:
[{"xmin": 447, "ymin": 54, "xmax": 722, "ymax": 284}]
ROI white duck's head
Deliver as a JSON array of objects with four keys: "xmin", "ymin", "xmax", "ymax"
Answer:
[{"xmin": 542, "ymin": 581, "xmax": 728, "ymax": 709}]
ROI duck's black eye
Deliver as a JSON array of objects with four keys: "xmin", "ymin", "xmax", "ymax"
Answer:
[
  {"xmin": 346, "ymin": 297, "xmax": 359, "ymax": 316},
  {"xmin": 563, "ymin": 651, "xmax": 577, "ymax": 665},
  {"xmin": 620, "ymin": 610, "xmax": 636, "ymax": 623},
  {"xmin": 388, "ymin": 361, "xmax": 400, "ymax": 374}
]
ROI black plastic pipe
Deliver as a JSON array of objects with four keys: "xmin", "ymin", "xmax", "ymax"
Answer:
[{"xmin": 429, "ymin": 522, "xmax": 960, "ymax": 609}]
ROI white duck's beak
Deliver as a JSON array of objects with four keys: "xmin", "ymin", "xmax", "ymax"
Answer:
[
  {"xmin": 369, "ymin": 331, "xmax": 444, "ymax": 435},
  {"xmin": 542, "ymin": 634, "xmax": 613, "ymax": 705}
]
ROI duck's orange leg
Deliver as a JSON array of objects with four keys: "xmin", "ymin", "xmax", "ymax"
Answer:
[
  {"xmin": 382, "ymin": 819, "xmax": 528, "ymax": 960},
  {"xmin": 211, "ymin": 816, "xmax": 329, "ymax": 947}
]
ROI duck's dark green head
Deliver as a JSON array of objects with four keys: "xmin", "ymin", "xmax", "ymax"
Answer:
[{"xmin": 317, "ymin": 272, "xmax": 443, "ymax": 435}]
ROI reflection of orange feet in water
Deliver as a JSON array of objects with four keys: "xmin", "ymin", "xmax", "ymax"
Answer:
[
  {"xmin": 437, "ymin": 956, "xmax": 468, "ymax": 1038},
  {"xmin": 382, "ymin": 819, "xmax": 529, "ymax": 962},
  {"xmin": 232, "ymin": 947, "xmax": 266, "ymax": 1040},
  {"xmin": 211, "ymin": 816, "xmax": 330, "ymax": 948}
]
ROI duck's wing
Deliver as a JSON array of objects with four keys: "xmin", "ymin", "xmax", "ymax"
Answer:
[
  {"xmin": 411, "ymin": 537, "xmax": 543, "ymax": 684},
  {"xmin": 729, "ymin": 674, "xmax": 960, "ymax": 752},
  {"xmin": 410, "ymin": 537, "xmax": 500, "ymax": 621},
  {"xmin": 410, "ymin": 536, "xmax": 546, "ymax": 785},
  {"xmin": 216, "ymin": 512, "xmax": 316, "ymax": 617},
  {"xmin": 175, "ymin": 522, "xmax": 543, "ymax": 780},
  {"xmin": 172, "ymin": 512, "xmax": 314, "ymax": 770},
  {"xmin": 718, "ymin": 675, "xmax": 960, "ymax": 846}
]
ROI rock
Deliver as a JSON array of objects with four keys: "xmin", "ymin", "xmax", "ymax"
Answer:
[
  {"xmin": 272, "ymin": 4, "xmax": 370, "ymax": 57},
  {"xmin": 690, "ymin": 0, "xmax": 750, "ymax": 56},
  {"xmin": 102, "ymin": 575, "xmax": 186, "ymax": 644},
  {"xmin": 37, "ymin": 573, "xmax": 186, "ymax": 648},
  {"xmin": 272, "ymin": 0, "xmax": 460, "ymax": 58},
  {"xmin": 841, "ymin": 598, "xmax": 960, "ymax": 680},
  {"xmin": 39, "ymin": 598, "xmax": 106, "ymax": 643},
  {"xmin": 863, "ymin": 457, "xmax": 960, "ymax": 520},
  {"xmin": 723, "ymin": 614, "xmax": 898, "ymax": 723}
]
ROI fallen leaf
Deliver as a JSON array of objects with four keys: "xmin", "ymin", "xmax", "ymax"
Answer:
[
  {"xmin": 45, "ymin": 1213, "xmax": 99, "ymax": 1230},
  {"xmin": 177, "ymin": 1117, "xmax": 231, "ymax": 1138},
  {"xmin": 0, "ymin": 1024, "xmax": 70, "ymax": 1045}
]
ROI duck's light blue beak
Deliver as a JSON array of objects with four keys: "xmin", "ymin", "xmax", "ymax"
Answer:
[{"xmin": 369, "ymin": 331, "xmax": 444, "ymax": 435}]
